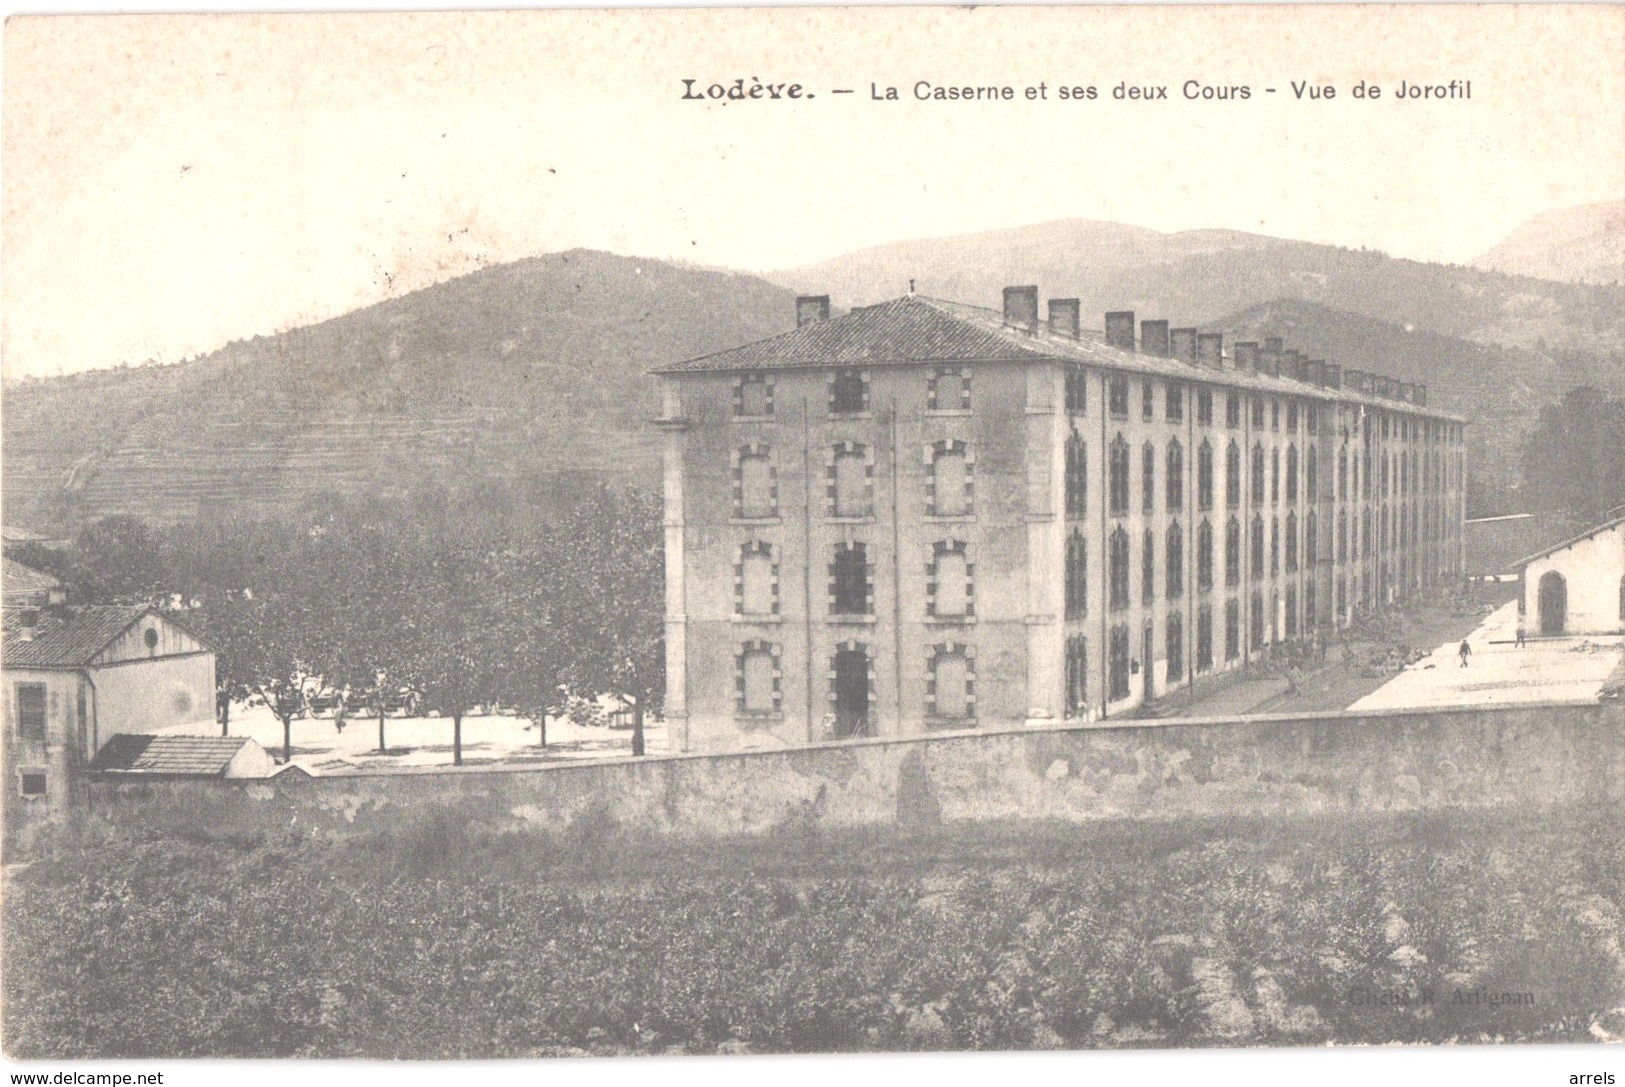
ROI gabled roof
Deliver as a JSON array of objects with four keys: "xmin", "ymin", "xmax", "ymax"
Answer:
[
  {"xmin": 2, "ymin": 557, "xmax": 61, "ymax": 597},
  {"xmin": 2, "ymin": 604, "xmax": 155, "ymax": 669},
  {"xmin": 1512, "ymin": 514, "xmax": 1625, "ymax": 570},
  {"xmin": 89, "ymin": 734, "xmax": 251, "ymax": 777},
  {"xmin": 653, "ymin": 294, "xmax": 1464, "ymax": 421}
]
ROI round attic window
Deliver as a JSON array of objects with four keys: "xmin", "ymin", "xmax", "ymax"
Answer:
[{"xmin": 144, "ymin": 627, "xmax": 159, "ymax": 651}]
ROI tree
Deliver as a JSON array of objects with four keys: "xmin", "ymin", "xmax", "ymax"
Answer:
[
  {"xmin": 404, "ymin": 545, "xmax": 506, "ymax": 767},
  {"xmin": 1520, "ymin": 386, "xmax": 1625, "ymax": 521}
]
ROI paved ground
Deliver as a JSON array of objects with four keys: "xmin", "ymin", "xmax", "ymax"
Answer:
[
  {"xmin": 157, "ymin": 702, "xmax": 668, "ymax": 774},
  {"xmin": 1349, "ymin": 600, "xmax": 1624, "ymax": 710}
]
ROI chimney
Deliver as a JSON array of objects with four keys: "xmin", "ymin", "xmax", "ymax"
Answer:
[
  {"xmin": 1104, "ymin": 311, "xmax": 1136, "ymax": 351},
  {"xmin": 796, "ymin": 295, "xmax": 830, "ymax": 328},
  {"xmin": 1170, "ymin": 327, "xmax": 1198, "ymax": 365},
  {"xmin": 1281, "ymin": 350, "xmax": 1302, "ymax": 380},
  {"xmin": 1259, "ymin": 345, "xmax": 1281, "ymax": 377},
  {"xmin": 1004, "ymin": 286, "xmax": 1040, "ymax": 332},
  {"xmin": 1141, "ymin": 320, "xmax": 1171, "ymax": 357},
  {"xmin": 1325, "ymin": 363, "xmax": 1342, "ymax": 389},
  {"xmin": 1307, "ymin": 359, "xmax": 1327, "ymax": 386},
  {"xmin": 16, "ymin": 608, "xmax": 38, "ymax": 642},
  {"xmin": 1197, "ymin": 332, "xmax": 1224, "ymax": 369},
  {"xmin": 1264, "ymin": 336, "xmax": 1283, "ymax": 353},
  {"xmin": 1048, "ymin": 298, "xmax": 1081, "ymax": 340},
  {"xmin": 1414, "ymin": 383, "xmax": 1428, "ymax": 407},
  {"xmin": 1235, "ymin": 341, "xmax": 1259, "ymax": 372}
]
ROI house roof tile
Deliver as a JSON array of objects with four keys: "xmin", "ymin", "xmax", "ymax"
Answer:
[
  {"xmin": 89, "ymin": 734, "xmax": 249, "ymax": 777},
  {"xmin": 1, "ymin": 605, "xmax": 153, "ymax": 669}
]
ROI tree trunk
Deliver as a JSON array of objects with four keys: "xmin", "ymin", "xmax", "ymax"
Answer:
[
  {"xmin": 538, "ymin": 712, "xmax": 547, "ymax": 748},
  {"xmin": 281, "ymin": 714, "xmax": 293, "ymax": 765},
  {"xmin": 631, "ymin": 695, "xmax": 645, "ymax": 757},
  {"xmin": 453, "ymin": 713, "xmax": 463, "ymax": 766},
  {"xmin": 219, "ymin": 697, "xmax": 231, "ymax": 738},
  {"xmin": 378, "ymin": 704, "xmax": 387, "ymax": 753}
]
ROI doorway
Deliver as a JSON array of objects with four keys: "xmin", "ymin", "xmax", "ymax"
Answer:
[
  {"xmin": 833, "ymin": 647, "xmax": 870, "ymax": 739},
  {"xmin": 1537, "ymin": 571, "xmax": 1567, "ymax": 636}
]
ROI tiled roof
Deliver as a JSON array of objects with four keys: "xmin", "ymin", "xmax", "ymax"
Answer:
[
  {"xmin": 1464, "ymin": 513, "xmax": 1585, "ymax": 575},
  {"xmin": 89, "ymin": 734, "xmax": 248, "ymax": 777},
  {"xmin": 1512, "ymin": 514, "xmax": 1625, "ymax": 570},
  {"xmin": 1, "ymin": 605, "xmax": 152, "ymax": 669},
  {"xmin": 654, "ymin": 294, "xmax": 1464, "ymax": 421},
  {"xmin": 2, "ymin": 557, "xmax": 60, "ymax": 597}
]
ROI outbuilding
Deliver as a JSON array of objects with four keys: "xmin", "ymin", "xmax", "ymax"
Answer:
[{"xmin": 1514, "ymin": 515, "xmax": 1625, "ymax": 637}]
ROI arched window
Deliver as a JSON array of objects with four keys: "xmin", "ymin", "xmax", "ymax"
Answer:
[
  {"xmin": 739, "ymin": 542, "xmax": 777, "ymax": 616},
  {"xmin": 1166, "ymin": 613, "xmax": 1185, "ymax": 681},
  {"xmin": 1065, "ymin": 530, "xmax": 1088, "ymax": 620},
  {"xmin": 930, "ymin": 440, "xmax": 971, "ymax": 517},
  {"xmin": 1251, "ymin": 515, "xmax": 1265, "ymax": 578},
  {"xmin": 1251, "ymin": 591, "xmax": 1265, "ymax": 649},
  {"xmin": 1252, "ymin": 443, "xmax": 1266, "ymax": 505},
  {"xmin": 1142, "ymin": 442, "xmax": 1156, "ymax": 513},
  {"xmin": 1109, "ymin": 435, "xmax": 1131, "ymax": 515},
  {"xmin": 1109, "ymin": 624, "xmax": 1131, "ymax": 700},
  {"xmin": 1166, "ymin": 522, "xmax": 1184, "ymax": 599},
  {"xmin": 930, "ymin": 542, "xmax": 973, "ymax": 618},
  {"xmin": 1142, "ymin": 528, "xmax": 1156, "ymax": 604},
  {"xmin": 1197, "ymin": 440, "xmax": 1213, "ymax": 511},
  {"xmin": 1065, "ymin": 635, "xmax": 1089, "ymax": 716},
  {"xmin": 737, "ymin": 444, "xmax": 776, "ymax": 519},
  {"xmin": 1271, "ymin": 448, "xmax": 1280, "ymax": 503},
  {"xmin": 1306, "ymin": 511, "xmax": 1318, "ymax": 566},
  {"xmin": 1306, "ymin": 446, "xmax": 1319, "ymax": 504},
  {"xmin": 1197, "ymin": 605, "xmax": 1213, "ymax": 670},
  {"xmin": 1065, "ymin": 432, "xmax": 1087, "ymax": 517},
  {"xmin": 1168, "ymin": 439, "xmax": 1185, "ymax": 512},
  {"xmin": 737, "ymin": 641, "xmax": 780, "ymax": 715},
  {"xmin": 1286, "ymin": 444, "xmax": 1299, "ymax": 505},
  {"xmin": 831, "ymin": 543, "xmax": 870, "ymax": 615},
  {"xmin": 1109, "ymin": 526, "xmax": 1130, "ymax": 611},
  {"xmin": 1225, "ymin": 516, "xmax": 1241, "ymax": 587},
  {"xmin": 929, "ymin": 644, "xmax": 975, "ymax": 721},
  {"xmin": 928, "ymin": 367, "xmax": 971, "ymax": 412},
  {"xmin": 1197, "ymin": 519, "xmax": 1214, "ymax": 591},
  {"xmin": 1338, "ymin": 448, "xmax": 1348, "ymax": 500},
  {"xmin": 1226, "ymin": 441, "xmax": 1241, "ymax": 510},
  {"xmin": 832, "ymin": 441, "xmax": 870, "ymax": 517},
  {"xmin": 1285, "ymin": 512, "xmax": 1298, "ymax": 572},
  {"xmin": 1270, "ymin": 516, "xmax": 1280, "ymax": 575}
]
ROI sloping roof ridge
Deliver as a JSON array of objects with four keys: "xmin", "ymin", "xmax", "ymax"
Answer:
[{"xmin": 1512, "ymin": 513, "xmax": 1625, "ymax": 569}]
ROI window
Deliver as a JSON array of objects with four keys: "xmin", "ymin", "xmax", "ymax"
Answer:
[
  {"xmin": 1065, "ymin": 432, "xmax": 1087, "ymax": 517},
  {"xmin": 1197, "ymin": 519, "xmax": 1214, "ymax": 591},
  {"xmin": 738, "ymin": 641, "xmax": 780, "ymax": 714},
  {"xmin": 1362, "ymin": 509, "xmax": 1371, "ymax": 557},
  {"xmin": 1197, "ymin": 389, "xmax": 1213, "ymax": 426},
  {"xmin": 1287, "ymin": 403, "xmax": 1298, "ymax": 432},
  {"xmin": 1286, "ymin": 586, "xmax": 1299, "ymax": 638},
  {"xmin": 1271, "ymin": 448, "xmax": 1280, "ymax": 504},
  {"xmin": 1226, "ymin": 441, "xmax": 1241, "ymax": 510},
  {"xmin": 739, "ymin": 542, "xmax": 777, "ymax": 616},
  {"xmin": 831, "ymin": 543, "xmax": 870, "ymax": 615},
  {"xmin": 1252, "ymin": 444, "xmax": 1266, "ymax": 505},
  {"xmin": 1166, "ymin": 523, "xmax": 1184, "ymax": 599},
  {"xmin": 1065, "ymin": 530, "xmax": 1088, "ymax": 620},
  {"xmin": 1226, "ymin": 394, "xmax": 1242, "ymax": 428},
  {"xmin": 929, "ymin": 645, "xmax": 975, "ymax": 721},
  {"xmin": 930, "ymin": 542, "xmax": 973, "ymax": 618},
  {"xmin": 1065, "ymin": 635, "xmax": 1089, "ymax": 716},
  {"xmin": 1225, "ymin": 598, "xmax": 1240, "ymax": 661},
  {"xmin": 1109, "ymin": 378, "xmax": 1129, "ymax": 419},
  {"xmin": 1142, "ymin": 382, "xmax": 1156, "ymax": 421},
  {"xmin": 1142, "ymin": 529, "xmax": 1156, "ymax": 605},
  {"xmin": 1306, "ymin": 447, "xmax": 1318, "ymax": 503},
  {"xmin": 16, "ymin": 683, "xmax": 45, "ymax": 742},
  {"xmin": 1251, "ymin": 591, "xmax": 1265, "ymax": 649},
  {"xmin": 1066, "ymin": 369, "xmax": 1087, "ymax": 413},
  {"xmin": 1198, "ymin": 606, "xmax": 1214, "ymax": 671},
  {"xmin": 18, "ymin": 771, "xmax": 47, "ymax": 798},
  {"xmin": 1194, "ymin": 440, "xmax": 1212, "ymax": 511},
  {"xmin": 1251, "ymin": 515, "xmax": 1265, "ymax": 578},
  {"xmin": 1306, "ymin": 583, "xmax": 1317, "ymax": 630},
  {"xmin": 737, "ymin": 445, "xmax": 776, "ymax": 519},
  {"xmin": 1168, "ymin": 440, "xmax": 1185, "ymax": 512},
  {"xmin": 1142, "ymin": 442, "xmax": 1156, "ymax": 513},
  {"xmin": 928, "ymin": 367, "xmax": 971, "ymax": 412},
  {"xmin": 1167, "ymin": 613, "xmax": 1184, "ymax": 681},
  {"xmin": 1339, "ymin": 448, "xmax": 1348, "ymax": 501},
  {"xmin": 1285, "ymin": 512, "xmax": 1298, "ymax": 572},
  {"xmin": 1225, "ymin": 516, "xmax": 1242, "ymax": 588},
  {"xmin": 1271, "ymin": 400, "xmax": 1280, "ymax": 431},
  {"xmin": 1306, "ymin": 512, "xmax": 1318, "ymax": 566},
  {"xmin": 1109, "ymin": 436, "xmax": 1131, "ymax": 515},
  {"xmin": 1270, "ymin": 516, "xmax": 1280, "ymax": 575},
  {"xmin": 1109, "ymin": 527, "xmax": 1131, "ymax": 611},
  {"xmin": 1286, "ymin": 444, "xmax": 1299, "ymax": 504},
  {"xmin": 830, "ymin": 369, "xmax": 867, "ymax": 414},
  {"xmin": 1167, "ymin": 382, "xmax": 1184, "ymax": 422},
  {"xmin": 929, "ymin": 440, "xmax": 972, "ymax": 518},
  {"xmin": 736, "ymin": 373, "xmax": 773, "ymax": 417},
  {"xmin": 1109, "ymin": 624, "xmax": 1131, "ymax": 700},
  {"xmin": 1307, "ymin": 406, "xmax": 1318, "ymax": 434},
  {"xmin": 831, "ymin": 442, "xmax": 870, "ymax": 518},
  {"xmin": 1252, "ymin": 397, "xmax": 1264, "ymax": 429}
]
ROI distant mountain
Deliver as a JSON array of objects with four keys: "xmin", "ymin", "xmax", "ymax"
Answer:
[
  {"xmin": 774, "ymin": 218, "xmax": 1624, "ymax": 358},
  {"xmin": 1, "ymin": 252, "xmax": 796, "ymax": 531},
  {"xmin": 1473, "ymin": 200, "xmax": 1625, "ymax": 285},
  {"xmin": 1209, "ymin": 298, "xmax": 1624, "ymax": 499}
]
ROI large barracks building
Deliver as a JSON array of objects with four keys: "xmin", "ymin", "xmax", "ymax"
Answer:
[{"xmin": 654, "ymin": 288, "xmax": 1466, "ymax": 753}]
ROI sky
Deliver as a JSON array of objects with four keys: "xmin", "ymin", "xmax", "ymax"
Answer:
[{"xmin": 3, "ymin": 5, "xmax": 1622, "ymax": 380}]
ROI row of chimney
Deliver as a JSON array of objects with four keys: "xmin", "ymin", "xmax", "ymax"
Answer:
[{"xmin": 998, "ymin": 286, "xmax": 1428, "ymax": 408}]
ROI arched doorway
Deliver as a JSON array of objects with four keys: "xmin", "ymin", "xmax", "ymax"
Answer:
[
  {"xmin": 1537, "ymin": 570, "xmax": 1567, "ymax": 636},
  {"xmin": 832, "ymin": 645, "xmax": 871, "ymax": 739}
]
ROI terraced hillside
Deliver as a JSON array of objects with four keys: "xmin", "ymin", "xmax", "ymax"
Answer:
[{"xmin": 2, "ymin": 252, "xmax": 796, "ymax": 530}]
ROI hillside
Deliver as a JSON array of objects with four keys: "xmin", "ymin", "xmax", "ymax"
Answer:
[
  {"xmin": 774, "ymin": 218, "xmax": 1624, "ymax": 358},
  {"xmin": 1210, "ymin": 298, "xmax": 1624, "ymax": 501},
  {"xmin": 1473, "ymin": 200, "xmax": 1625, "ymax": 285},
  {"xmin": 1, "ymin": 252, "xmax": 796, "ymax": 531}
]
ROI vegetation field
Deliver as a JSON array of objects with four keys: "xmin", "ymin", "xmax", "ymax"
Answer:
[{"xmin": 4, "ymin": 806, "xmax": 1621, "ymax": 1058}]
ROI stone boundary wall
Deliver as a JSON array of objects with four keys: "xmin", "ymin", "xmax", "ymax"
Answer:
[{"xmin": 65, "ymin": 701, "xmax": 1624, "ymax": 847}]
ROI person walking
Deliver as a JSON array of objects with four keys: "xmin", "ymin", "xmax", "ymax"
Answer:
[
  {"xmin": 1515, "ymin": 623, "xmax": 1526, "ymax": 648},
  {"xmin": 1458, "ymin": 638, "xmax": 1472, "ymax": 668}
]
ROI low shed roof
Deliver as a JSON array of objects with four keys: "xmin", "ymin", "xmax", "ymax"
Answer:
[{"xmin": 89, "ymin": 734, "xmax": 253, "ymax": 777}]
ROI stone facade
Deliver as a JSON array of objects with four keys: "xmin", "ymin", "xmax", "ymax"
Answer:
[{"xmin": 656, "ymin": 292, "xmax": 1467, "ymax": 753}]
